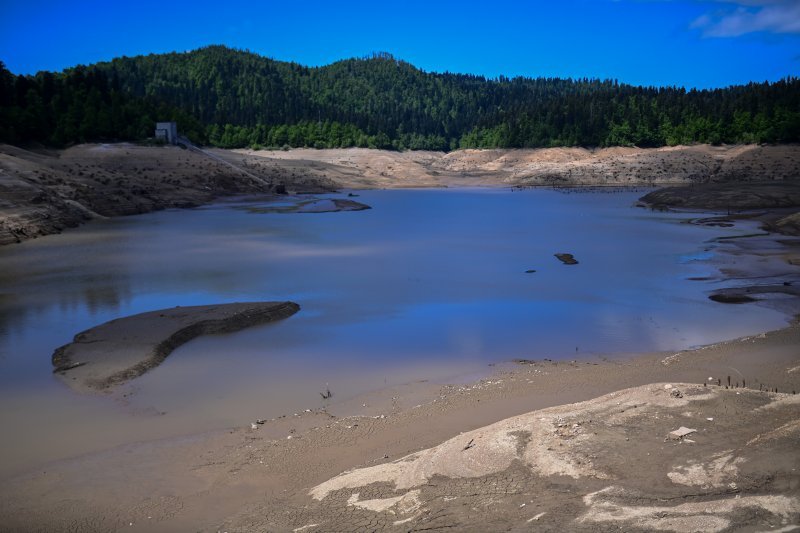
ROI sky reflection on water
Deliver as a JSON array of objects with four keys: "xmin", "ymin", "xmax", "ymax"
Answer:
[{"xmin": 0, "ymin": 188, "xmax": 788, "ymax": 477}]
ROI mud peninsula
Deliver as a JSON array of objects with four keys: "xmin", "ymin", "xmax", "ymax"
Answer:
[{"xmin": 52, "ymin": 301, "xmax": 300, "ymax": 393}]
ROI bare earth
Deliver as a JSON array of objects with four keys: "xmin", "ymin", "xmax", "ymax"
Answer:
[
  {"xmin": 0, "ymin": 143, "xmax": 334, "ymax": 246},
  {"xmin": 235, "ymin": 144, "xmax": 800, "ymax": 189},
  {"xmin": 1, "ymin": 143, "xmax": 800, "ymax": 531}
]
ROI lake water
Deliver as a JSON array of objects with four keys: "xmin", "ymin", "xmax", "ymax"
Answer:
[{"xmin": 0, "ymin": 188, "xmax": 788, "ymax": 477}]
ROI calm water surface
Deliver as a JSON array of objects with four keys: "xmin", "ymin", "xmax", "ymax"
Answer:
[{"xmin": 0, "ymin": 188, "xmax": 787, "ymax": 477}]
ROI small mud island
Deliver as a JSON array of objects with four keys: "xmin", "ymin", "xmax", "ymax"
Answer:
[
  {"xmin": 52, "ymin": 301, "xmax": 300, "ymax": 393},
  {"xmin": 239, "ymin": 196, "xmax": 371, "ymax": 214}
]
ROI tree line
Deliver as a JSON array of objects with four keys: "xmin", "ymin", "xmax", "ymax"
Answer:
[{"xmin": 1, "ymin": 46, "xmax": 798, "ymax": 150}]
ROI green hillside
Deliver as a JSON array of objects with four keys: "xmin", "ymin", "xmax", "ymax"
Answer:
[{"xmin": 2, "ymin": 45, "xmax": 798, "ymax": 150}]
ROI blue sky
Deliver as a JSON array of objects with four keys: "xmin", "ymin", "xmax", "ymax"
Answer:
[{"xmin": 1, "ymin": 0, "xmax": 798, "ymax": 88}]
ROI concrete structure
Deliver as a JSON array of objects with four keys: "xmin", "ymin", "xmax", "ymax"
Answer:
[{"xmin": 155, "ymin": 122, "xmax": 178, "ymax": 144}]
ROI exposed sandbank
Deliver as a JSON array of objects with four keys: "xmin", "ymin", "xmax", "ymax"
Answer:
[
  {"xmin": 52, "ymin": 301, "xmax": 300, "ymax": 393},
  {"xmin": 238, "ymin": 196, "xmax": 371, "ymax": 214},
  {"xmin": 640, "ymin": 182, "xmax": 800, "ymax": 211},
  {"xmin": 639, "ymin": 182, "xmax": 800, "ymax": 239}
]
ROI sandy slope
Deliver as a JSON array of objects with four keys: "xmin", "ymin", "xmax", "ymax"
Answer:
[
  {"xmin": 240, "ymin": 144, "xmax": 800, "ymax": 187},
  {"xmin": 0, "ymin": 143, "xmax": 334, "ymax": 246}
]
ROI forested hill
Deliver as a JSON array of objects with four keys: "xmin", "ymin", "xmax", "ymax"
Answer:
[{"xmin": 1, "ymin": 45, "xmax": 799, "ymax": 150}]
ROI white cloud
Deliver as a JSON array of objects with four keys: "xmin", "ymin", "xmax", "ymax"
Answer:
[
  {"xmin": 709, "ymin": 0, "xmax": 784, "ymax": 5},
  {"xmin": 615, "ymin": 0, "xmax": 800, "ymax": 37},
  {"xmin": 691, "ymin": 0, "xmax": 800, "ymax": 37}
]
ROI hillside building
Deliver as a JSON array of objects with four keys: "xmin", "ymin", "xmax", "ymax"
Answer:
[{"xmin": 155, "ymin": 122, "xmax": 178, "ymax": 144}]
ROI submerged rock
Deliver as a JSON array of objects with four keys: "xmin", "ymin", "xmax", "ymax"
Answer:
[
  {"xmin": 554, "ymin": 253, "xmax": 579, "ymax": 265},
  {"xmin": 709, "ymin": 293, "xmax": 757, "ymax": 304},
  {"xmin": 668, "ymin": 426, "xmax": 697, "ymax": 440},
  {"xmin": 708, "ymin": 283, "xmax": 800, "ymax": 305}
]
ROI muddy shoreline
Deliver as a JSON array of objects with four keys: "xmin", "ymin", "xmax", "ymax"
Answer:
[
  {"xmin": 2, "ymin": 217, "xmax": 799, "ymax": 530},
  {"xmin": 3, "ymin": 143, "xmax": 800, "ymax": 245},
  {"xmin": 640, "ymin": 182, "xmax": 800, "ymax": 237},
  {"xmin": 1, "ymin": 320, "xmax": 798, "ymax": 531}
]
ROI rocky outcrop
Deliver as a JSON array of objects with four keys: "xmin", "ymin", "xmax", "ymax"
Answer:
[
  {"xmin": 709, "ymin": 284, "xmax": 800, "ymax": 305},
  {"xmin": 304, "ymin": 384, "xmax": 800, "ymax": 532},
  {"xmin": 242, "ymin": 197, "xmax": 372, "ymax": 214},
  {"xmin": 769, "ymin": 212, "xmax": 800, "ymax": 235}
]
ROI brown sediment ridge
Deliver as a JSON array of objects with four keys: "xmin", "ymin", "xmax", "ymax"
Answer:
[
  {"xmin": 0, "ymin": 143, "xmax": 337, "ymax": 246},
  {"xmin": 639, "ymin": 182, "xmax": 800, "ymax": 237},
  {"xmin": 640, "ymin": 182, "xmax": 800, "ymax": 211},
  {"xmin": 52, "ymin": 301, "xmax": 300, "ymax": 393},
  {"xmin": 240, "ymin": 144, "xmax": 800, "ymax": 189}
]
